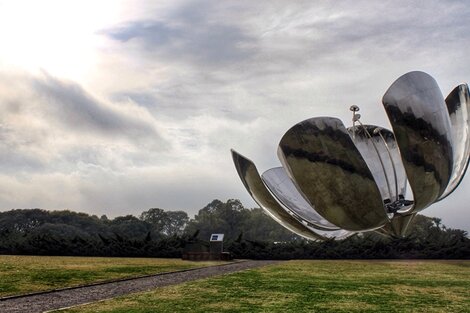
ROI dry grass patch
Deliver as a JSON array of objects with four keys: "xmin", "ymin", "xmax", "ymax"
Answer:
[
  {"xmin": 58, "ymin": 260, "xmax": 470, "ymax": 313},
  {"xmin": 0, "ymin": 255, "xmax": 223, "ymax": 297}
]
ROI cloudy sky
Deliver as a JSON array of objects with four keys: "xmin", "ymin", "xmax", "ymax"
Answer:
[{"xmin": 0, "ymin": 0, "xmax": 469, "ymax": 231}]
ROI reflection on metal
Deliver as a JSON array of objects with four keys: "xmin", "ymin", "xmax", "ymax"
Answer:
[
  {"xmin": 231, "ymin": 150, "xmax": 352, "ymax": 240},
  {"xmin": 350, "ymin": 105, "xmax": 360, "ymax": 140},
  {"xmin": 381, "ymin": 213, "xmax": 416, "ymax": 237},
  {"xmin": 348, "ymin": 124, "xmax": 411, "ymax": 214},
  {"xmin": 438, "ymin": 84, "xmax": 470, "ymax": 200},
  {"xmin": 383, "ymin": 71, "xmax": 453, "ymax": 211},
  {"xmin": 261, "ymin": 167, "xmax": 339, "ymax": 230},
  {"xmin": 232, "ymin": 71, "xmax": 469, "ymax": 239},
  {"xmin": 261, "ymin": 167, "xmax": 354, "ymax": 239},
  {"xmin": 278, "ymin": 117, "xmax": 388, "ymax": 231}
]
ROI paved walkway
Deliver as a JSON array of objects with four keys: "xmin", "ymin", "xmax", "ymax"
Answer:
[{"xmin": 0, "ymin": 260, "xmax": 279, "ymax": 313}]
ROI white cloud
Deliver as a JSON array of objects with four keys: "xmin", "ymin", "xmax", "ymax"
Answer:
[{"xmin": 0, "ymin": 0, "xmax": 468, "ymax": 231}]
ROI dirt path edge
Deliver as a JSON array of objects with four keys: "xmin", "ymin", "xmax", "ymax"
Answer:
[{"xmin": 0, "ymin": 260, "xmax": 280, "ymax": 313}]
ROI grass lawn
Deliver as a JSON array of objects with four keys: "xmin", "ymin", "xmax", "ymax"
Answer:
[
  {"xmin": 0, "ymin": 255, "xmax": 223, "ymax": 297},
  {"xmin": 58, "ymin": 260, "xmax": 470, "ymax": 313}
]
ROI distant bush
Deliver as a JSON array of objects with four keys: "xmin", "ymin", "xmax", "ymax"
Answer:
[{"xmin": 0, "ymin": 201, "xmax": 468, "ymax": 259}]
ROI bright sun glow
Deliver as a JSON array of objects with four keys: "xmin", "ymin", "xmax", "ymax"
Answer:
[{"xmin": 0, "ymin": 0, "xmax": 122, "ymax": 81}]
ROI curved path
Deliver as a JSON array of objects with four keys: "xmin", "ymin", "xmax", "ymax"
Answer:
[{"xmin": 0, "ymin": 260, "xmax": 279, "ymax": 313}]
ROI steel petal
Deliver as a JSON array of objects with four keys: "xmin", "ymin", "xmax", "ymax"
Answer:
[
  {"xmin": 277, "ymin": 117, "xmax": 388, "ymax": 231},
  {"xmin": 348, "ymin": 125, "xmax": 408, "ymax": 205},
  {"xmin": 231, "ymin": 149, "xmax": 327, "ymax": 241},
  {"xmin": 382, "ymin": 71, "xmax": 453, "ymax": 211},
  {"xmin": 262, "ymin": 167, "xmax": 340, "ymax": 230},
  {"xmin": 438, "ymin": 84, "xmax": 470, "ymax": 200}
]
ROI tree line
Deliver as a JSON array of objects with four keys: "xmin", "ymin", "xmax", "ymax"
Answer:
[{"xmin": 0, "ymin": 199, "xmax": 468, "ymax": 259}]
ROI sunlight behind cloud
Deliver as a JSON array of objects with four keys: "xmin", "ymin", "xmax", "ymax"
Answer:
[{"xmin": 0, "ymin": 0, "xmax": 122, "ymax": 81}]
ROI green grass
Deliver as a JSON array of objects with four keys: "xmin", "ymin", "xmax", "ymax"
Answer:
[
  {"xmin": 0, "ymin": 255, "xmax": 223, "ymax": 297},
  {"xmin": 58, "ymin": 260, "xmax": 470, "ymax": 313}
]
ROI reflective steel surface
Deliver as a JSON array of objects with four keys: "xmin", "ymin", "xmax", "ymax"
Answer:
[
  {"xmin": 381, "ymin": 213, "xmax": 415, "ymax": 237},
  {"xmin": 231, "ymin": 71, "xmax": 468, "ymax": 240},
  {"xmin": 438, "ymin": 84, "xmax": 470, "ymax": 200},
  {"xmin": 277, "ymin": 117, "xmax": 389, "ymax": 231},
  {"xmin": 348, "ymin": 125, "xmax": 408, "ymax": 207},
  {"xmin": 262, "ymin": 167, "xmax": 340, "ymax": 230},
  {"xmin": 314, "ymin": 227, "xmax": 353, "ymax": 240},
  {"xmin": 231, "ymin": 149, "xmax": 328, "ymax": 240},
  {"xmin": 382, "ymin": 71, "xmax": 454, "ymax": 212}
]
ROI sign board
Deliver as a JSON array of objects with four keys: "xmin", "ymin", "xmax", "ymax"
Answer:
[{"xmin": 210, "ymin": 234, "xmax": 224, "ymax": 242}]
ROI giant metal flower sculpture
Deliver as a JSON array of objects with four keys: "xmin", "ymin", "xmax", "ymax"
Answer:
[{"xmin": 231, "ymin": 71, "xmax": 469, "ymax": 240}]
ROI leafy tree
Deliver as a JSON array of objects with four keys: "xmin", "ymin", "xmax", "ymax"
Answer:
[
  {"xmin": 109, "ymin": 215, "xmax": 150, "ymax": 240},
  {"xmin": 140, "ymin": 208, "xmax": 167, "ymax": 233},
  {"xmin": 185, "ymin": 199, "xmax": 251, "ymax": 240},
  {"xmin": 164, "ymin": 211, "xmax": 189, "ymax": 236},
  {"xmin": 140, "ymin": 208, "xmax": 189, "ymax": 236},
  {"xmin": 185, "ymin": 200, "xmax": 297, "ymax": 242}
]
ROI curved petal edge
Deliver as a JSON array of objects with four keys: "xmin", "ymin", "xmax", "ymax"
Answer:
[
  {"xmin": 382, "ymin": 71, "xmax": 453, "ymax": 212},
  {"xmin": 261, "ymin": 167, "xmax": 340, "ymax": 231},
  {"xmin": 438, "ymin": 83, "xmax": 470, "ymax": 200},
  {"xmin": 231, "ymin": 149, "xmax": 329, "ymax": 241},
  {"xmin": 277, "ymin": 117, "xmax": 389, "ymax": 231}
]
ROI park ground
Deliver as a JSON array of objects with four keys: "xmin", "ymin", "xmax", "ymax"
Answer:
[
  {"xmin": 0, "ymin": 255, "xmax": 222, "ymax": 297},
  {"xmin": 0, "ymin": 256, "xmax": 469, "ymax": 312},
  {"xmin": 54, "ymin": 260, "xmax": 470, "ymax": 313}
]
